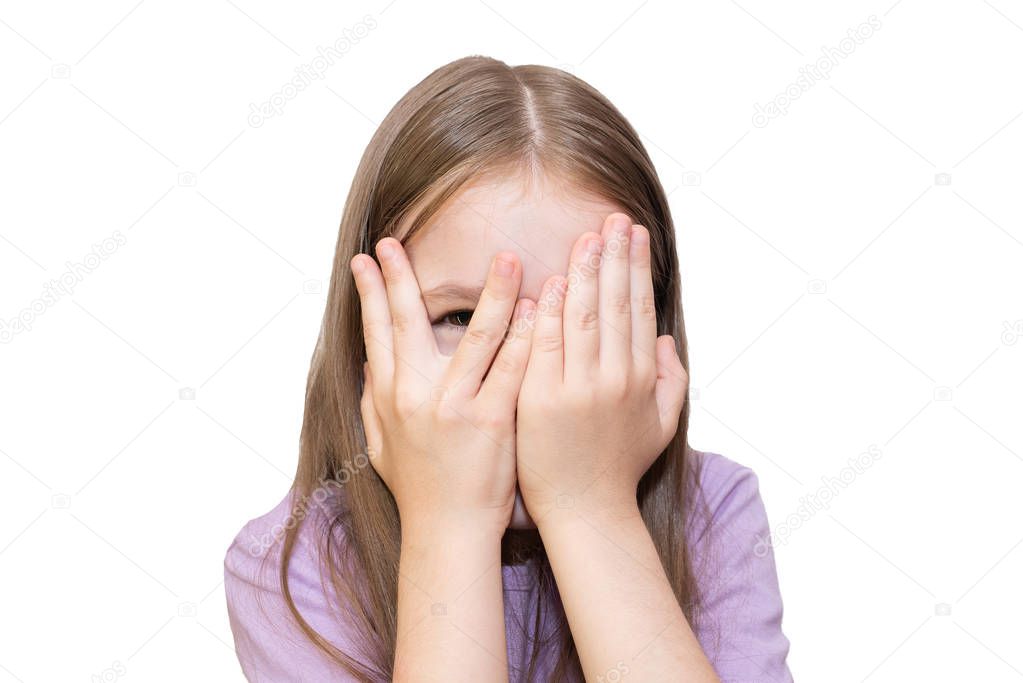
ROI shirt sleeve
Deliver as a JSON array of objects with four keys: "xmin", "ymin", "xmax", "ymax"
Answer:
[
  {"xmin": 223, "ymin": 493, "xmax": 372, "ymax": 682},
  {"xmin": 690, "ymin": 452, "xmax": 794, "ymax": 683}
]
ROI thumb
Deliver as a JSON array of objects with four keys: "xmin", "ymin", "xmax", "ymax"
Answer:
[
  {"xmin": 360, "ymin": 361, "xmax": 385, "ymax": 471},
  {"xmin": 654, "ymin": 335, "xmax": 688, "ymax": 447}
]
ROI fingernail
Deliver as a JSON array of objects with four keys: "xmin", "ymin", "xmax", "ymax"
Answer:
[
  {"xmin": 551, "ymin": 276, "xmax": 567, "ymax": 296},
  {"xmin": 612, "ymin": 214, "xmax": 632, "ymax": 232},
  {"xmin": 586, "ymin": 237, "xmax": 602, "ymax": 255},
  {"xmin": 351, "ymin": 256, "xmax": 365, "ymax": 274},
  {"xmin": 377, "ymin": 241, "xmax": 396, "ymax": 260},
  {"xmin": 512, "ymin": 299, "xmax": 527, "ymax": 320},
  {"xmin": 630, "ymin": 227, "xmax": 648, "ymax": 255},
  {"xmin": 494, "ymin": 255, "xmax": 515, "ymax": 277}
]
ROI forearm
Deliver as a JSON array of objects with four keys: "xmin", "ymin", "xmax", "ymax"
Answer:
[
  {"xmin": 393, "ymin": 517, "xmax": 509, "ymax": 682},
  {"xmin": 538, "ymin": 503, "xmax": 719, "ymax": 682}
]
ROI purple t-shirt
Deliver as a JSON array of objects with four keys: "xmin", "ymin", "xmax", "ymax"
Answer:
[{"xmin": 224, "ymin": 449, "xmax": 794, "ymax": 681}]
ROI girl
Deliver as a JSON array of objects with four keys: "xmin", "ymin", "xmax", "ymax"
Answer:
[{"xmin": 225, "ymin": 55, "xmax": 793, "ymax": 682}]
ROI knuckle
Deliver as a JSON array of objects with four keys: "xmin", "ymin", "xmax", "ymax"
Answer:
[
  {"xmin": 475, "ymin": 408, "xmax": 507, "ymax": 431},
  {"xmin": 575, "ymin": 308, "xmax": 600, "ymax": 331},
  {"xmin": 634, "ymin": 363, "xmax": 656, "ymax": 388},
  {"xmin": 535, "ymin": 334, "xmax": 564, "ymax": 353},
  {"xmin": 390, "ymin": 313, "xmax": 411, "ymax": 337},
  {"xmin": 519, "ymin": 393, "xmax": 547, "ymax": 416},
  {"xmin": 489, "ymin": 351, "xmax": 520, "ymax": 377},
  {"xmin": 434, "ymin": 403, "xmax": 464, "ymax": 427},
  {"xmin": 609, "ymin": 294, "xmax": 631, "ymax": 317},
  {"xmin": 392, "ymin": 390, "xmax": 421, "ymax": 419},
  {"xmin": 563, "ymin": 388, "xmax": 591, "ymax": 410},
  {"xmin": 464, "ymin": 325, "xmax": 498, "ymax": 348},
  {"xmin": 636, "ymin": 294, "xmax": 657, "ymax": 321},
  {"xmin": 518, "ymin": 377, "xmax": 542, "ymax": 400},
  {"xmin": 362, "ymin": 320, "xmax": 384, "ymax": 344},
  {"xmin": 602, "ymin": 374, "xmax": 629, "ymax": 399}
]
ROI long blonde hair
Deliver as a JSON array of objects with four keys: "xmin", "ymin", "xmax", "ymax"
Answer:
[{"xmin": 275, "ymin": 55, "xmax": 705, "ymax": 681}]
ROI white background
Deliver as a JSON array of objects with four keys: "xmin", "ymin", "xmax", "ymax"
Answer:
[{"xmin": 2, "ymin": 1, "xmax": 1022, "ymax": 681}]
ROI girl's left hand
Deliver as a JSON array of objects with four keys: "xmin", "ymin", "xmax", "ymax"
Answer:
[{"xmin": 515, "ymin": 212, "xmax": 689, "ymax": 526}]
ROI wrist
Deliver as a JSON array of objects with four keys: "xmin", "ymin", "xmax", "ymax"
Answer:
[
  {"xmin": 397, "ymin": 513, "xmax": 506, "ymax": 612},
  {"xmin": 399, "ymin": 509, "xmax": 508, "ymax": 548},
  {"xmin": 533, "ymin": 492, "xmax": 643, "ymax": 537}
]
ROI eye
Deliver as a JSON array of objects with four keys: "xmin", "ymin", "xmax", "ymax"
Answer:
[{"xmin": 440, "ymin": 310, "xmax": 474, "ymax": 327}]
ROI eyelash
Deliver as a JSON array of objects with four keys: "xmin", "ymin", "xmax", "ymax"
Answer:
[{"xmin": 434, "ymin": 310, "xmax": 474, "ymax": 328}]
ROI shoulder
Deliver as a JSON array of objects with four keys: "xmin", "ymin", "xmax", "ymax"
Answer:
[
  {"xmin": 223, "ymin": 488, "xmax": 366, "ymax": 681},
  {"xmin": 224, "ymin": 485, "xmax": 344, "ymax": 567},
  {"xmin": 688, "ymin": 449, "xmax": 765, "ymax": 543},
  {"xmin": 223, "ymin": 488, "xmax": 329, "ymax": 600},
  {"xmin": 686, "ymin": 448, "xmax": 794, "ymax": 682},
  {"xmin": 225, "ymin": 489, "xmax": 306, "ymax": 572}
]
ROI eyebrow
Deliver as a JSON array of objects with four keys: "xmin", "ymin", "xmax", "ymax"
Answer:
[{"xmin": 420, "ymin": 282, "xmax": 485, "ymax": 304}]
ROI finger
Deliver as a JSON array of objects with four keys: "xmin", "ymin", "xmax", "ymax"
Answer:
[
  {"xmin": 654, "ymin": 335, "xmax": 688, "ymax": 448},
  {"xmin": 478, "ymin": 298, "xmax": 535, "ymax": 410},
  {"xmin": 528, "ymin": 275, "xmax": 567, "ymax": 382},
  {"xmin": 375, "ymin": 238, "xmax": 437, "ymax": 376},
  {"xmin": 351, "ymin": 253, "xmax": 394, "ymax": 382},
  {"xmin": 445, "ymin": 252, "xmax": 522, "ymax": 397},
  {"xmin": 629, "ymin": 225, "xmax": 658, "ymax": 381},
  {"xmin": 360, "ymin": 361, "xmax": 385, "ymax": 472},
  {"xmin": 563, "ymin": 232, "xmax": 602, "ymax": 383},
  {"xmin": 599, "ymin": 213, "xmax": 633, "ymax": 371}
]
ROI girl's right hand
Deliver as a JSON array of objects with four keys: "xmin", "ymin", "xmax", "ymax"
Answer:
[{"xmin": 351, "ymin": 238, "xmax": 535, "ymax": 534}]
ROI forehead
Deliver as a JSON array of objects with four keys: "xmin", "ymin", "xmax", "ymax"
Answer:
[{"xmin": 404, "ymin": 171, "xmax": 624, "ymax": 299}]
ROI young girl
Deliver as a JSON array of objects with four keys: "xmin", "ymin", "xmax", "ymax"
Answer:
[{"xmin": 225, "ymin": 55, "xmax": 793, "ymax": 682}]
